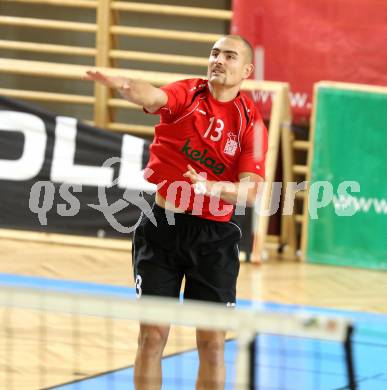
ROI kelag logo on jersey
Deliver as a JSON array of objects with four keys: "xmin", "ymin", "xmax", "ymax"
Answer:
[{"xmin": 181, "ymin": 138, "xmax": 225, "ymax": 175}]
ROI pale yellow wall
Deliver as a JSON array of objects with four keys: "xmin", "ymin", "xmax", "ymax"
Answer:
[{"xmin": 0, "ymin": 0, "xmax": 230, "ymax": 126}]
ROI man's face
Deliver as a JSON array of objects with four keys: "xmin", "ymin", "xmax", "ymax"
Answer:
[{"xmin": 207, "ymin": 37, "xmax": 252, "ymax": 88}]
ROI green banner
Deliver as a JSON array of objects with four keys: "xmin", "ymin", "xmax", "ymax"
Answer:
[{"xmin": 306, "ymin": 85, "xmax": 387, "ymax": 270}]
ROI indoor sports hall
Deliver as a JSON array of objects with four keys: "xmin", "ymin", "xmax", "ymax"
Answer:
[{"xmin": 0, "ymin": 1, "xmax": 386, "ymax": 389}]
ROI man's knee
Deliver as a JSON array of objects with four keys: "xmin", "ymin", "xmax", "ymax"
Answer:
[
  {"xmin": 137, "ymin": 325, "xmax": 170, "ymax": 357},
  {"xmin": 196, "ymin": 330, "xmax": 225, "ymax": 365}
]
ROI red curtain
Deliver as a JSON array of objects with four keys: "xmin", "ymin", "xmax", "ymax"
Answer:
[{"xmin": 232, "ymin": 0, "xmax": 387, "ymax": 124}]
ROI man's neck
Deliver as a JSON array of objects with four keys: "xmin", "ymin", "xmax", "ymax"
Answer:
[{"xmin": 208, "ymin": 82, "xmax": 240, "ymax": 102}]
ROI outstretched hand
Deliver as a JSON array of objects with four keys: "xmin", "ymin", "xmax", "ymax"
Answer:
[
  {"xmin": 84, "ymin": 70, "xmax": 131, "ymax": 91},
  {"xmin": 84, "ymin": 70, "xmax": 166, "ymax": 111}
]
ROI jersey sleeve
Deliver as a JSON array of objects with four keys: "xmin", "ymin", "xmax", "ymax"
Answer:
[
  {"xmin": 238, "ymin": 111, "xmax": 268, "ymax": 179},
  {"xmin": 143, "ymin": 79, "xmax": 195, "ymax": 122}
]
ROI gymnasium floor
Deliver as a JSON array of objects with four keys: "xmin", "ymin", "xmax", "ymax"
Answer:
[{"xmin": 1, "ymin": 238, "xmax": 387, "ymax": 389}]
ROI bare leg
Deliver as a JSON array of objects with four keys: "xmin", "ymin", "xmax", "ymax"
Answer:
[
  {"xmin": 134, "ymin": 324, "xmax": 170, "ymax": 390},
  {"xmin": 196, "ymin": 329, "xmax": 226, "ymax": 390}
]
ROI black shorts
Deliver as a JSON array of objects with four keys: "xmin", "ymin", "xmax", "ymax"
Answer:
[{"xmin": 132, "ymin": 204, "xmax": 242, "ymax": 305}]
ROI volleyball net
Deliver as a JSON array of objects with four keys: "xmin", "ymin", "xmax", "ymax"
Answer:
[{"xmin": 0, "ymin": 286, "xmax": 355, "ymax": 389}]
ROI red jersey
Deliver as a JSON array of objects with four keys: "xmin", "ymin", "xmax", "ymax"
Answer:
[{"xmin": 144, "ymin": 78, "xmax": 268, "ymax": 222}]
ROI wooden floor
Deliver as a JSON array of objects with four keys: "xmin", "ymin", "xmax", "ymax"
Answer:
[
  {"xmin": 1, "ymin": 237, "xmax": 386, "ymax": 313},
  {"xmin": 0, "ymin": 237, "xmax": 386, "ymax": 389}
]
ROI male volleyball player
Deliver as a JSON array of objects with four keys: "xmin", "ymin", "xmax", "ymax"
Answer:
[{"xmin": 86, "ymin": 35, "xmax": 267, "ymax": 390}]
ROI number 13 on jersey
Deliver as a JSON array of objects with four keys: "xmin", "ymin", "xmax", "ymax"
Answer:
[{"xmin": 204, "ymin": 117, "xmax": 224, "ymax": 142}]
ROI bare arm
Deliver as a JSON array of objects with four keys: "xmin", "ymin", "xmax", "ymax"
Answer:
[
  {"xmin": 183, "ymin": 165, "xmax": 264, "ymax": 207},
  {"xmin": 84, "ymin": 70, "xmax": 167, "ymax": 113}
]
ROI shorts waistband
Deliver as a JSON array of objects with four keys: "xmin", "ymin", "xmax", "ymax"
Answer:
[{"xmin": 151, "ymin": 203, "xmax": 219, "ymax": 226}]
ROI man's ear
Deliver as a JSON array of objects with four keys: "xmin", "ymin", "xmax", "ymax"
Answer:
[{"xmin": 243, "ymin": 63, "xmax": 254, "ymax": 79}]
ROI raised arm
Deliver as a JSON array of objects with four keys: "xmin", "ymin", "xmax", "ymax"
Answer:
[{"xmin": 85, "ymin": 70, "xmax": 168, "ymax": 113}]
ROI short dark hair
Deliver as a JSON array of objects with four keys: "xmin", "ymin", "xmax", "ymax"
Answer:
[{"xmin": 224, "ymin": 35, "xmax": 254, "ymax": 64}]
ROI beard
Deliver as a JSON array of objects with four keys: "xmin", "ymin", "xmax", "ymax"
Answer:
[{"xmin": 209, "ymin": 72, "xmax": 227, "ymax": 85}]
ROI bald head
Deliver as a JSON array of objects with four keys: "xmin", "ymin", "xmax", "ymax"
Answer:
[
  {"xmin": 207, "ymin": 35, "xmax": 255, "ymax": 90},
  {"xmin": 222, "ymin": 35, "xmax": 254, "ymax": 64}
]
